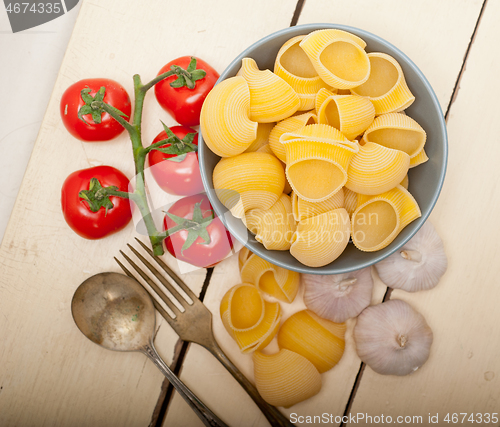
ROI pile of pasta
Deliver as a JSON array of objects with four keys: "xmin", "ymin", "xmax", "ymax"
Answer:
[
  {"xmin": 220, "ymin": 248, "xmax": 345, "ymax": 407},
  {"xmin": 201, "ymin": 29, "xmax": 426, "ymax": 267}
]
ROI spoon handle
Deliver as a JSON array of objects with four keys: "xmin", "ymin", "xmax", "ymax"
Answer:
[{"xmin": 142, "ymin": 342, "xmax": 229, "ymax": 427}]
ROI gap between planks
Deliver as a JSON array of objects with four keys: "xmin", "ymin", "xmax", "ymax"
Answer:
[
  {"xmin": 341, "ymin": 2, "xmax": 489, "ymax": 422},
  {"xmin": 444, "ymin": 0, "xmax": 489, "ymax": 120}
]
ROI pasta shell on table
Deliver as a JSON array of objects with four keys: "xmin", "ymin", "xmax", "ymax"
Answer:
[
  {"xmin": 240, "ymin": 251, "xmax": 300, "ymax": 303},
  {"xmin": 351, "ymin": 52, "xmax": 415, "ymax": 115},
  {"xmin": 317, "ymin": 94, "xmax": 375, "ymax": 140},
  {"xmin": 244, "ymin": 122, "xmax": 274, "ymax": 153},
  {"xmin": 238, "ymin": 57, "xmax": 300, "ymax": 123},
  {"xmin": 291, "ymin": 188, "xmax": 344, "ymax": 222},
  {"xmin": 409, "ymin": 147, "xmax": 429, "ymax": 168},
  {"xmin": 315, "ymin": 87, "xmax": 336, "ymax": 114},
  {"xmin": 245, "ymin": 193, "xmax": 297, "ymax": 250},
  {"xmin": 269, "ymin": 111, "xmax": 318, "ymax": 162},
  {"xmin": 200, "ymin": 76, "xmax": 258, "ymax": 157},
  {"xmin": 346, "ymin": 141, "xmax": 410, "ymax": 195},
  {"xmin": 290, "ymin": 208, "xmax": 351, "ymax": 267},
  {"xmin": 220, "ymin": 283, "xmax": 281, "ymax": 353},
  {"xmin": 281, "ymin": 124, "xmax": 359, "ymax": 202},
  {"xmin": 274, "ymin": 35, "xmax": 331, "ymax": 111},
  {"xmin": 361, "ymin": 113, "xmax": 426, "ymax": 159},
  {"xmin": 351, "ymin": 185, "xmax": 421, "ymax": 252},
  {"xmin": 343, "ymin": 187, "xmax": 358, "ymax": 216},
  {"xmin": 253, "ymin": 349, "xmax": 322, "ymax": 408},
  {"xmin": 299, "ymin": 29, "xmax": 370, "ymax": 90},
  {"xmin": 277, "ymin": 309, "xmax": 346, "ymax": 373},
  {"xmin": 213, "ymin": 152, "xmax": 285, "ymax": 218}
]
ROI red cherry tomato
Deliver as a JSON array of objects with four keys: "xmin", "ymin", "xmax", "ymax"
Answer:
[
  {"xmin": 148, "ymin": 125, "xmax": 204, "ymax": 196},
  {"xmin": 60, "ymin": 78, "xmax": 131, "ymax": 141},
  {"xmin": 61, "ymin": 166, "xmax": 133, "ymax": 239},
  {"xmin": 163, "ymin": 194, "xmax": 233, "ymax": 268},
  {"xmin": 154, "ymin": 56, "xmax": 219, "ymax": 127}
]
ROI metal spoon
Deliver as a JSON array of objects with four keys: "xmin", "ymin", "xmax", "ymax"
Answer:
[{"xmin": 71, "ymin": 272, "xmax": 228, "ymax": 427}]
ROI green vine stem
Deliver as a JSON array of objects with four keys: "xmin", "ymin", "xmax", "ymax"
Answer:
[{"xmin": 77, "ymin": 58, "xmax": 206, "ymax": 256}]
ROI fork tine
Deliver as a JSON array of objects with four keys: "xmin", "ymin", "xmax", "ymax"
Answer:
[
  {"xmin": 115, "ymin": 257, "xmax": 176, "ymax": 322},
  {"xmin": 126, "ymin": 244, "xmax": 192, "ymax": 309},
  {"xmin": 118, "ymin": 250, "xmax": 182, "ymax": 316},
  {"xmin": 135, "ymin": 238, "xmax": 198, "ymax": 301}
]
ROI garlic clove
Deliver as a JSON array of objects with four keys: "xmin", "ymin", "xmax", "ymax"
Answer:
[
  {"xmin": 302, "ymin": 267, "xmax": 373, "ymax": 323},
  {"xmin": 353, "ymin": 299, "xmax": 433, "ymax": 376},
  {"xmin": 375, "ymin": 220, "xmax": 447, "ymax": 292}
]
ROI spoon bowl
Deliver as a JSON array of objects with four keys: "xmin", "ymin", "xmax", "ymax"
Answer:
[{"xmin": 71, "ymin": 272, "xmax": 155, "ymax": 352}]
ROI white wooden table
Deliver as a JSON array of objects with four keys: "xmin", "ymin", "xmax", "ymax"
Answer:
[{"xmin": 1, "ymin": 0, "xmax": 499, "ymax": 426}]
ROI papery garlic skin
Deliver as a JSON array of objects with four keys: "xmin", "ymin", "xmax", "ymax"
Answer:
[
  {"xmin": 375, "ymin": 221, "xmax": 447, "ymax": 292},
  {"xmin": 302, "ymin": 267, "xmax": 373, "ymax": 323},
  {"xmin": 354, "ymin": 299, "xmax": 433, "ymax": 376}
]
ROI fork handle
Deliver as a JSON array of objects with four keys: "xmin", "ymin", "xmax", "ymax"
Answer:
[
  {"xmin": 206, "ymin": 340, "xmax": 294, "ymax": 427},
  {"xmin": 142, "ymin": 342, "xmax": 229, "ymax": 427}
]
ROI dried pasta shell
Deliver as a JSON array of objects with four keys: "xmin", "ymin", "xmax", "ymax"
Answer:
[
  {"xmin": 410, "ymin": 147, "xmax": 429, "ymax": 168},
  {"xmin": 317, "ymin": 94, "xmax": 375, "ymax": 140},
  {"xmin": 277, "ymin": 310, "xmax": 346, "ymax": 373},
  {"xmin": 269, "ymin": 111, "xmax": 318, "ymax": 162},
  {"xmin": 240, "ymin": 251, "xmax": 300, "ymax": 303},
  {"xmin": 290, "ymin": 208, "xmax": 351, "ymax": 267},
  {"xmin": 238, "ymin": 246, "xmax": 252, "ymax": 269},
  {"xmin": 200, "ymin": 76, "xmax": 258, "ymax": 157},
  {"xmin": 291, "ymin": 189, "xmax": 344, "ymax": 222},
  {"xmin": 346, "ymin": 142, "xmax": 410, "ymax": 195},
  {"xmin": 245, "ymin": 122, "xmax": 274, "ymax": 153},
  {"xmin": 315, "ymin": 87, "xmax": 336, "ymax": 114},
  {"xmin": 351, "ymin": 52, "xmax": 415, "ymax": 115},
  {"xmin": 362, "ymin": 113, "xmax": 426, "ymax": 158},
  {"xmin": 245, "ymin": 194, "xmax": 297, "ymax": 250},
  {"xmin": 253, "ymin": 349, "xmax": 322, "ymax": 408},
  {"xmin": 299, "ymin": 29, "xmax": 370, "ymax": 89},
  {"xmin": 343, "ymin": 187, "xmax": 358, "ymax": 216},
  {"xmin": 352, "ymin": 185, "xmax": 421, "ymax": 252},
  {"xmin": 238, "ymin": 57, "xmax": 300, "ymax": 123},
  {"xmin": 220, "ymin": 284, "xmax": 281, "ymax": 353},
  {"xmin": 213, "ymin": 152, "xmax": 285, "ymax": 218},
  {"xmin": 281, "ymin": 124, "xmax": 358, "ymax": 202},
  {"xmin": 274, "ymin": 35, "xmax": 330, "ymax": 111}
]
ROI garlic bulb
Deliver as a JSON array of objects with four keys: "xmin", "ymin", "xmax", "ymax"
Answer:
[
  {"xmin": 375, "ymin": 221, "xmax": 447, "ymax": 292},
  {"xmin": 302, "ymin": 267, "xmax": 373, "ymax": 323},
  {"xmin": 354, "ymin": 299, "xmax": 433, "ymax": 376}
]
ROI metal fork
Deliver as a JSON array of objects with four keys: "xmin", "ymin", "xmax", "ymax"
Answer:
[{"xmin": 115, "ymin": 238, "xmax": 293, "ymax": 427}]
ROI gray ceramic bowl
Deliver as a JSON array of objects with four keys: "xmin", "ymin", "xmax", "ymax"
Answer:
[{"xmin": 199, "ymin": 23, "xmax": 447, "ymax": 274}]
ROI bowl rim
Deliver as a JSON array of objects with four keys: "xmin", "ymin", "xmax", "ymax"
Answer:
[{"xmin": 199, "ymin": 23, "xmax": 448, "ymax": 274}]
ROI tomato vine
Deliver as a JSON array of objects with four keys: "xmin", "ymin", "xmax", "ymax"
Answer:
[{"xmin": 77, "ymin": 58, "xmax": 207, "ymax": 256}]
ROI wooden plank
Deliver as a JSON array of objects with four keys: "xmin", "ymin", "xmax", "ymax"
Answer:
[
  {"xmin": 166, "ymin": 0, "xmax": 487, "ymax": 425},
  {"xmin": 0, "ymin": 0, "xmax": 260, "ymax": 424},
  {"xmin": 350, "ymin": 0, "xmax": 500, "ymax": 415},
  {"xmin": 297, "ymin": 0, "xmax": 484, "ymax": 112}
]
